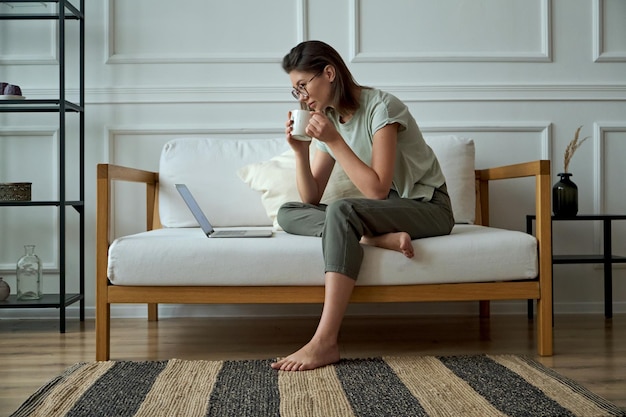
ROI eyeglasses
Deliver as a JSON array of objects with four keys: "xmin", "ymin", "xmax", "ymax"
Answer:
[{"xmin": 291, "ymin": 72, "xmax": 321, "ymax": 100}]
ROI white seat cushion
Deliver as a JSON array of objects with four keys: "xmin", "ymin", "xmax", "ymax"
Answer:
[{"xmin": 108, "ymin": 225, "xmax": 537, "ymax": 286}]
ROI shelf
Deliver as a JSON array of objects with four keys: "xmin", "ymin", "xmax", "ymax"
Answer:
[
  {"xmin": 526, "ymin": 213, "xmax": 626, "ymax": 319},
  {"xmin": 553, "ymin": 254, "xmax": 626, "ymax": 264},
  {"xmin": 0, "ymin": 13, "xmax": 79, "ymax": 19},
  {"xmin": 0, "ymin": 293, "xmax": 83, "ymax": 308},
  {"xmin": 0, "ymin": 0, "xmax": 83, "ymax": 20},
  {"xmin": 0, "ymin": 99, "xmax": 83, "ymax": 113},
  {"xmin": 1, "ymin": 0, "xmax": 85, "ymax": 333},
  {"xmin": 0, "ymin": 200, "xmax": 84, "ymax": 207},
  {"xmin": 527, "ymin": 214, "xmax": 626, "ymax": 221}
]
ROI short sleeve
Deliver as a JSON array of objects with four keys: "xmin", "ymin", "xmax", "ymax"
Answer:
[{"xmin": 370, "ymin": 95, "xmax": 411, "ymax": 135}]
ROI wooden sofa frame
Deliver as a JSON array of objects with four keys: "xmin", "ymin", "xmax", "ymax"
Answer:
[{"xmin": 96, "ymin": 160, "xmax": 553, "ymax": 361}]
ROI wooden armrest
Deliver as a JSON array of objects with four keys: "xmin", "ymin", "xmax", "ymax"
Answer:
[
  {"xmin": 474, "ymin": 160, "xmax": 551, "ymax": 230},
  {"xmin": 97, "ymin": 163, "xmax": 158, "ymax": 184},
  {"xmin": 477, "ymin": 160, "xmax": 550, "ymax": 181},
  {"xmin": 474, "ymin": 159, "xmax": 552, "ymax": 271},
  {"xmin": 96, "ymin": 163, "xmax": 160, "ymax": 256}
]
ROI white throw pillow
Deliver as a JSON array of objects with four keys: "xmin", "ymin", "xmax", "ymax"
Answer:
[{"xmin": 237, "ymin": 143, "xmax": 364, "ymax": 229}]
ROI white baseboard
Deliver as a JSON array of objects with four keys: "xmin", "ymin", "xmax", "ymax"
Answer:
[{"xmin": 1, "ymin": 301, "xmax": 624, "ymax": 320}]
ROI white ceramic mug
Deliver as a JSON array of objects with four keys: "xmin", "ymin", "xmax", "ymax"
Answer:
[{"xmin": 291, "ymin": 110, "xmax": 312, "ymax": 141}]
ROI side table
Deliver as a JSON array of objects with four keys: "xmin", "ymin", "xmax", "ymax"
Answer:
[{"xmin": 526, "ymin": 214, "xmax": 626, "ymax": 319}]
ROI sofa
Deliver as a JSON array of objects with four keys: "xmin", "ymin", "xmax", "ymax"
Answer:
[{"xmin": 96, "ymin": 135, "xmax": 553, "ymax": 361}]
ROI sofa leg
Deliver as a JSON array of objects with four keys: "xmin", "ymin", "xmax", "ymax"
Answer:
[
  {"xmin": 148, "ymin": 303, "xmax": 158, "ymax": 321},
  {"xmin": 479, "ymin": 300, "xmax": 490, "ymax": 318},
  {"xmin": 96, "ymin": 303, "xmax": 110, "ymax": 361},
  {"xmin": 537, "ymin": 298, "xmax": 554, "ymax": 356}
]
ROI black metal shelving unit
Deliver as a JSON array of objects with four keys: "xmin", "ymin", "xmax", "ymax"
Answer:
[
  {"xmin": 0, "ymin": 0, "xmax": 85, "ymax": 332},
  {"xmin": 526, "ymin": 214, "xmax": 626, "ymax": 320}
]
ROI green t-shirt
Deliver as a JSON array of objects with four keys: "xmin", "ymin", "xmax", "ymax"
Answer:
[{"xmin": 317, "ymin": 88, "xmax": 446, "ymax": 201}]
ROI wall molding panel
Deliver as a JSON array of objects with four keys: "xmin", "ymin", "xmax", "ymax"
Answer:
[
  {"xmin": 104, "ymin": 0, "xmax": 307, "ymax": 64},
  {"xmin": 10, "ymin": 84, "xmax": 626, "ymax": 105},
  {"xmin": 0, "ymin": 127, "xmax": 60, "ymax": 273},
  {"xmin": 350, "ymin": 0, "xmax": 552, "ymax": 63},
  {"xmin": 593, "ymin": 0, "xmax": 626, "ymax": 62},
  {"xmin": 73, "ymin": 84, "xmax": 626, "ymax": 105},
  {"xmin": 587, "ymin": 122, "xmax": 626, "ymax": 258},
  {"xmin": 379, "ymin": 84, "xmax": 626, "ymax": 103},
  {"xmin": 593, "ymin": 122, "xmax": 626, "ymax": 214},
  {"xmin": 105, "ymin": 125, "xmax": 284, "ymax": 157},
  {"xmin": 420, "ymin": 122, "xmax": 551, "ymax": 161},
  {"xmin": 0, "ymin": 6, "xmax": 57, "ymax": 65}
]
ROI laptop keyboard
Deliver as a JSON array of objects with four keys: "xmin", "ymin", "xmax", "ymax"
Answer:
[{"xmin": 215, "ymin": 230, "xmax": 247, "ymax": 236}]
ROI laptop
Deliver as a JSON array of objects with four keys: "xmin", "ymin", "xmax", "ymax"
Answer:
[{"xmin": 176, "ymin": 184, "xmax": 273, "ymax": 238}]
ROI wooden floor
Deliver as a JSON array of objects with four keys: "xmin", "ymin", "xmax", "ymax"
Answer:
[{"xmin": 1, "ymin": 313, "xmax": 625, "ymax": 414}]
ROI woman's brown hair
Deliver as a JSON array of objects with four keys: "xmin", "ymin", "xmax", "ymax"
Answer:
[{"xmin": 282, "ymin": 41, "xmax": 364, "ymax": 116}]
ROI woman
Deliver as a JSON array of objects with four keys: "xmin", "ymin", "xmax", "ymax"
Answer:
[{"xmin": 271, "ymin": 41, "xmax": 454, "ymax": 371}]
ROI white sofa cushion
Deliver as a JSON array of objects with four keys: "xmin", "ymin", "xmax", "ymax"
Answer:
[
  {"xmin": 158, "ymin": 136, "xmax": 475, "ymax": 229},
  {"xmin": 158, "ymin": 137, "xmax": 289, "ymax": 227},
  {"xmin": 107, "ymin": 225, "xmax": 537, "ymax": 286},
  {"xmin": 237, "ymin": 135, "xmax": 476, "ymax": 227},
  {"xmin": 424, "ymin": 135, "xmax": 475, "ymax": 224}
]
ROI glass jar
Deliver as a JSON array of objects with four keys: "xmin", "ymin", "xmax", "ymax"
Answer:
[{"xmin": 16, "ymin": 245, "xmax": 42, "ymax": 300}]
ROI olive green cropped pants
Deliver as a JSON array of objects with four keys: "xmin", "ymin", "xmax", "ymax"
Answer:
[{"xmin": 276, "ymin": 185, "xmax": 455, "ymax": 280}]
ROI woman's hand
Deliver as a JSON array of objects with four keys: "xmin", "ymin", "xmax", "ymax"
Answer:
[
  {"xmin": 307, "ymin": 111, "xmax": 341, "ymax": 144},
  {"xmin": 284, "ymin": 111, "xmax": 335, "ymax": 204},
  {"xmin": 285, "ymin": 110, "xmax": 313, "ymax": 153}
]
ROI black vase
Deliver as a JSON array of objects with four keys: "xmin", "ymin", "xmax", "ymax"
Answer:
[{"xmin": 552, "ymin": 172, "xmax": 578, "ymax": 216}]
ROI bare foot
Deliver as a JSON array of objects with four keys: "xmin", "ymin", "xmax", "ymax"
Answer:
[
  {"xmin": 361, "ymin": 232, "xmax": 414, "ymax": 258},
  {"xmin": 271, "ymin": 339, "xmax": 340, "ymax": 371}
]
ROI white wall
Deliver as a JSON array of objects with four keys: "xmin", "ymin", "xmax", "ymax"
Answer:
[{"xmin": 1, "ymin": 0, "xmax": 625, "ymax": 319}]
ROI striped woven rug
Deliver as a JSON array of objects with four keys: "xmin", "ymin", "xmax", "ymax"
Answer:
[{"xmin": 10, "ymin": 354, "xmax": 624, "ymax": 417}]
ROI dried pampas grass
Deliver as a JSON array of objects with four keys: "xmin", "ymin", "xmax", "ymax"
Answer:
[{"xmin": 563, "ymin": 126, "xmax": 589, "ymax": 173}]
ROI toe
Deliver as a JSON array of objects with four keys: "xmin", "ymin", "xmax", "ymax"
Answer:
[
  {"xmin": 286, "ymin": 361, "xmax": 302, "ymax": 371},
  {"xmin": 271, "ymin": 358, "xmax": 286, "ymax": 370}
]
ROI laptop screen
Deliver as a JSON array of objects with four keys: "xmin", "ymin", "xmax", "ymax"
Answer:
[{"xmin": 175, "ymin": 184, "xmax": 215, "ymax": 236}]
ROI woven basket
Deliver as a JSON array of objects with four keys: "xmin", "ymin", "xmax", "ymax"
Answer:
[{"xmin": 0, "ymin": 182, "xmax": 31, "ymax": 201}]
